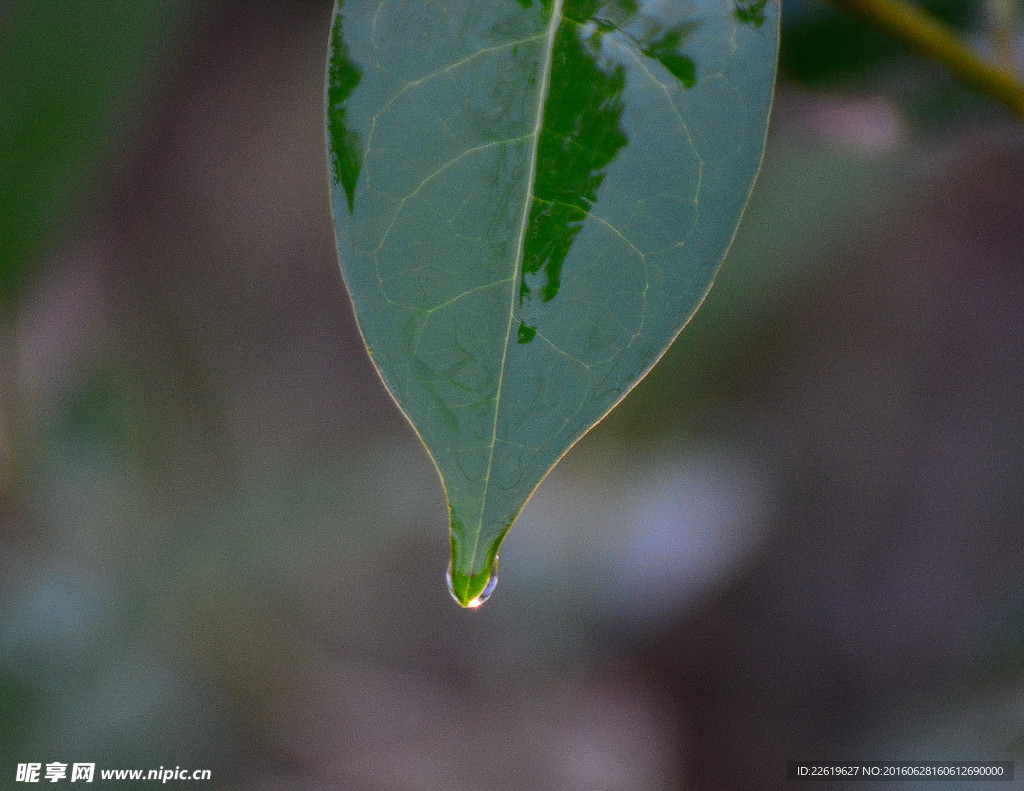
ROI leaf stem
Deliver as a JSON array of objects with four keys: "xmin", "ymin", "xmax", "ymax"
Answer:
[{"xmin": 829, "ymin": 0, "xmax": 1024, "ymax": 121}]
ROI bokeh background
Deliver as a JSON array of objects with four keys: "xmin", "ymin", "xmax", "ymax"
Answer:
[{"xmin": 2, "ymin": 1, "xmax": 1024, "ymax": 788}]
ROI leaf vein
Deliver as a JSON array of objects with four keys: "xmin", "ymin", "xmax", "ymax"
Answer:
[
  {"xmin": 362, "ymin": 33, "xmax": 547, "ymax": 167},
  {"xmin": 469, "ymin": 0, "xmax": 564, "ymax": 571},
  {"xmin": 372, "ymin": 135, "xmax": 534, "ymax": 301}
]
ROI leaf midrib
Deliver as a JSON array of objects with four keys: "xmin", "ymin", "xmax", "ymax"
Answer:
[{"xmin": 467, "ymin": 0, "xmax": 564, "ymax": 571}]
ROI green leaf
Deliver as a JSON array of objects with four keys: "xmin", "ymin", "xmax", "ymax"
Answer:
[{"xmin": 326, "ymin": 0, "xmax": 778, "ymax": 606}]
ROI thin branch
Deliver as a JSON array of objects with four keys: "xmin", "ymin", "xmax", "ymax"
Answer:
[{"xmin": 831, "ymin": 0, "xmax": 1024, "ymax": 122}]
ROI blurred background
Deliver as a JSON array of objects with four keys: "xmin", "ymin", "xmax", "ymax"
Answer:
[{"xmin": 2, "ymin": 1, "xmax": 1024, "ymax": 788}]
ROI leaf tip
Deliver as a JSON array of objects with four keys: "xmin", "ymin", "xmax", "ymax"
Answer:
[{"xmin": 447, "ymin": 534, "xmax": 499, "ymax": 608}]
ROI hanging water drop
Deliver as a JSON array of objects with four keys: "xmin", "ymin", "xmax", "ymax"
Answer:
[{"xmin": 447, "ymin": 555, "xmax": 499, "ymax": 608}]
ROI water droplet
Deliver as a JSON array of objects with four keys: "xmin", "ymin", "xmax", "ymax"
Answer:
[{"xmin": 446, "ymin": 556, "xmax": 499, "ymax": 608}]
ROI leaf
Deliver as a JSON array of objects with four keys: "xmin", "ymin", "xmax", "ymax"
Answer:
[{"xmin": 326, "ymin": 0, "xmax": 779, "ymax": 606}]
